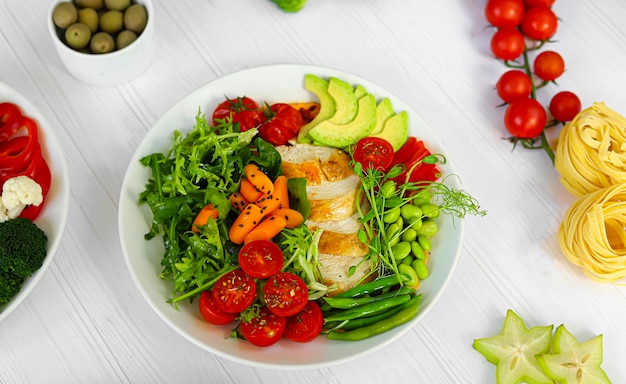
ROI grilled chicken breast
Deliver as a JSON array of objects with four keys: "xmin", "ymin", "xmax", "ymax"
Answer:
[{"xmin": 275, "ymin": 143, "xmax": 374, "ymax": 295}]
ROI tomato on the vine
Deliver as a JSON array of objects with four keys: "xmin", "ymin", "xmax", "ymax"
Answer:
[
  {"xmin": 263, "ymin": 272, "xmax": 308, "ymax": 317},
  {"xmin": 533, "ymin": 50, "xmax": 565, "ymax": 81},
  {"xmin": 353, "ymin": 137, "xmax": 395, "ymax": 171},
  {"xmin": 485, "ymin": 0, "xmax": 525, "ymax": 28},
  {"xmin": 549, "ymin": 91, "xmax": 581, "ymax": 122},
  {"xmin": 258, "ymin": 103, "xmax": 303, "ymax": 145},
  {"xmin": 212, "ymin": 96, "xmax": 263, "ymax": 131},
  {"xmin": 212, "ymin": 269, "xmax": 257, "ymax": 314},
  {"xmin": 284, "ymin": 301, "xmax": 324, "ymax": 343},
  {"xmin": 238, "ymin": 239, "xmax": 284, "ymax": 279},
  {"xmin": 240, "ymin": 306, "xmax": 286, "ymax": 347},
  {"xmin": 199, "ymin": 290, "xmax": 238, "ymax": 325},
  {"xmin": 490, "ymin": 27, "xmax": 526, "ymax": 61},
  {"xmin": 520, "ymin": 6, "xmax": 558, "ymax": 41},
  {"xmin": 496, "ymin": 70, "xmax": 532, "ymax": 103},
  {"xmin": 504, "ymin": 98, "xmax": 547, "ymax": 138}
]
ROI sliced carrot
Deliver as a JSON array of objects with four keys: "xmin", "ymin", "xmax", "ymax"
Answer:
[
  {"xmin": 243, "ymin": 215, "xmax": 287, "ymax": 244},
  {"xmin": 192, "ymin": 203, "xmax": 219, "ymax": 233},
  {"xmin": 239, "ymin": 179, "xmax": 263, "ymax": 203},
  {"xmin": 229, "ymin": 192, "xmax": 249, "ymax": 213},
  {"xmin": 270, "ymin": 207, "xmax": 304, "ymax": 229},
  {"xmin": 255, "ymin": 192, "xmax": 281, "ymax": 216},
  {"xmin": 229, "ymin": 203, "xmax": 264, "ymax": 244},
  {"xmin": 272, "ymin": 175, "xmax": 289, "ymax": 210},
  {"xmin": 244, "ymin": 163, "xmax": 274, "ymax": 195}
]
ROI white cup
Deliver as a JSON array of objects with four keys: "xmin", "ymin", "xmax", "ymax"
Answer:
[{"xmin": 48, "ymin": 0, "xmax": 155, "ymax": 87}]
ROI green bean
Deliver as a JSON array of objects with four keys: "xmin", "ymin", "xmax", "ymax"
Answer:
[
  {"xmin": 327, "ymin": 295, "xmax": 422, "ymax": 341},
  {"xmin": 335, "ymin": 274, "xmax": 409, "ymax": 298},
  {"xmin": 322, "ymin": 286, "xmax": 415, "ymax": 309},
  {"xmin": 324, "ymin": 294, "xmax": 411, "ymax": 322},
  {"xmin": 338, "ymin": 303, "xmax": 405, "ymax": 331}
]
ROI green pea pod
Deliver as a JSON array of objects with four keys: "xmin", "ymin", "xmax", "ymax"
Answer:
[
  {"xmin": 323, "ymin": 286, "xmax": 415, "ymax": 309},
  {"xmin": 339, "ymin": 303, "xmax": 406, "ymax": 331},
  {"xmin": 335, "ymin": 274, "xmax": 410, "ymax": 298},
  {"xmin": 327, "ymin": 294, "xmax": 422, "ymax": 341},
  {"xmin": 324, "ymin": 294, "xmax": 411, "ymax": 323}
]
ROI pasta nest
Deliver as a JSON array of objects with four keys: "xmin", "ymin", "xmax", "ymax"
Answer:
[
  {"xmin": 558, "ymin": 183, "xmax": 626, "ymax": 284},
  {"xmin": 554, "ymin": 102, "xmax": 626, "ymax": 197}
]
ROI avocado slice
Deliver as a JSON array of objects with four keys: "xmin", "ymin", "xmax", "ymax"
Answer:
[
  {"xmin": 327, "ymin": 77, "xmax": 358, "ymax": 125},
  {"xmin": 473, "ymin": 309, "xmax": 554, "ymax": 384},
  {"xmin": 298, "ymin": 74, "xmax": 336, "ymax": 143},
  {"xmin": 370, "ymin": 110, "xmax": 409, "ymax": 151},
  {"xmin": 537, "ymin": 324, "xmax": 611, "ymax": 384},
  {"xmin": 308, "ymin": 93, "xmax": 377, "ymax": 148},
  {"xmin": 370, "ymin": 97, "xmax": 394, "ymax": 135},
  {"xmin": 354, "ymin": 84, "xmax": 368, "ymax": 99}
]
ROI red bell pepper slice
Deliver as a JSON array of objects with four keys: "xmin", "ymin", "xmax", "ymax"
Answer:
[{"xmin": 0, "ymin": 102, "xmax": 24, "ymax": 141}]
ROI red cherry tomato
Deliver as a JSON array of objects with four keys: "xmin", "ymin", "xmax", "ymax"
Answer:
[
  {"xmin": 238, "ymin": 239, "xmax": 284, "ymax": 279},
  {"xmin": 504, "ymin": 98, "xmax": 547, "ymax": 138},
  {"xmin": 263, "ymin": 272, "xmax": 308, "ymax": 317},
  {"xmin": 353, "ymin": 137, "xmax": 395, "ymax": 171},
  {"xmin": 490, "ymin": 27, "xmax": 526, "ymax": 61},
  {"xmin": 257, "ymin": 103, "xmax": 303, "ymax": 145},
  {"xmin": 496, "ymin": 70, "xmax": 533, "ymax": 103},
  {"xmin": 485, "ymin": 0, "xmax": 525, "ymax": 27},
  {"xmin": 212, "ymin": 269, "xmax": 257, "ymax": 314},
  {"xmin": 521, "ymin": 6, "xmax": 558, "ymax": 41},
  {"xmin": 212, "ymin": 96, "xmax": 263, "ymax": 131},
  {"xmin": 199, "ymin": 290, "xmax": 238, "ymax": 325},
  {"xmin": 523, "ymin": 0, "xmax": 554, "ymax": 8},
  {"xmin": 240, "ymin": 306, "xmax": 286, "ymax": 347},
  {"xmin": 284, "ymin": 301, "xmax": 324, "ymax": 343},
  {"xmin": 533, "ymin": 51, "xmax": 565, "ymax": 81},
  {"xmin": 549, "ymin": 91, "xmax": 582, "ymax": 122}
]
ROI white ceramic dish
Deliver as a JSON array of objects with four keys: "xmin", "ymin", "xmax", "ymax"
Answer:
[
  {"xmin": 118, "ymin": 64, "xmax": 464, "ymax": 369},
  {"xmin": 0, "ymin": 82, "xmax": 70, "ymax": 322},
  {"xmin": 47, "ymin": 0, "xmax": 155, "ymax": 87}
]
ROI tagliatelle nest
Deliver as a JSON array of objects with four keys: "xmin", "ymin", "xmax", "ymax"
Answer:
[
  {"xmin": 558, "ymin": 183, "xmax": 626, "ymax": 284},
  {"xmin": 554, "ymin": 102, "xmax": 626, "ymax": 197}
]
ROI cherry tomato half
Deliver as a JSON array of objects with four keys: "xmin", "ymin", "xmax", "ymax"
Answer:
[
  {"xmin": 520, "ymin": 6, "xmax": 558, "ymax": 41},
  {"xmin": 199, "ymin": 290, "xmax": 238, "ymax": 325},
  {"xmin": 284, "ymin": 301, "xmax": 324, "ymax": 343},
  {"xmin": 533, "ymin": 50, "xmax": 565, "ymax": 81},
  {"xmin": 490, "ymin": 27, "xmax": 526, "ymax": 61},
  {"xmin": 485, "ymin": 0, "xmax": 525, "ymax": 28},
  {"xmin": 257, "ymin": 103, "xmax": 303, "ymax": 146},
  {"xmin": 504, "ymin": 98, "xmax": 547, "ymax": 138},
  {"xmin": 353, "ymin": 137, "xmax": 395, "ymax": 171},
  {"xmin": 212, "ymin": 269, "xmax": 257, "ymax": 314},
  {"xmin": 212, "ymin": 96, "xmax": 263, "ymax": 131},
  {"xmin": 263, "ymin": 272, "xmax": 308, "ymax": 317},
  {"xmin": 240, "ymin": 306, "xmax": 286, "ymax": 347},
  {"xmin": 496, "ymin": 70, "xmax": 532, "ymax": 103},
  {"xmin": 238, "ymin": 239, "xmax": 284, "ymax": 279},
  {"xmin": 549, "ymin": 91, "xmax": 581, "ymax": 123}
]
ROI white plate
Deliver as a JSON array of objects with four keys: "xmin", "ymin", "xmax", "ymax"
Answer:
[
  {"xmin": 118, "ymin": 64, "xmax": 464, "ymax": 369},
  {"xmin": 0, "ymin": 82, "xmax": 70, "ymax": 322}
]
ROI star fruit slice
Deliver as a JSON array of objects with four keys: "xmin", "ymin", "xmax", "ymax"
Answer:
[
  {"xmin": 473, "ymin": 309, "xmax": 554, "ymax": 384},
  {"xmin": 537, "ymin": 324, "xmax": 612, "ymax": 384}
]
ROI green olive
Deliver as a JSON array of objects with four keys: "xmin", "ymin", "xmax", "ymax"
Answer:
[
  {"xmin": 104, "ymin": 0, "xmax": 131, "ymax": 11},
  {"xmin": 90, "ymin": 32, "xmax": 115, "ymax": 54},
  {"xmin": 64, "ymin": 22, "xmax": 91, "ymax": 50},
  {"xmin": 123, "ymin": 4, "xmax": 148, "ymax": 33},
  {"xmin": 52, "ymin": 2, "xmax": 78, "ymax": 29},
  {"xmin": 115, "ymin": 30, "xmax": 137, "ymax": 50},
  {"xmin": 99, "ymin": 10, "xmax": 124, "ymax": 34},
  {"xmin": 75, "ymin": 0, "xmax": 104, "ymax": 10},
  {"xmin": 77, "ymin": 8, "xmax": 99, "ymax": 33}
]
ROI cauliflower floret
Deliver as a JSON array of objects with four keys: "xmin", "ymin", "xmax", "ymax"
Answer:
[{"xmin": 0, "ymin": 176, "xmax": 43, "ymax": 222}]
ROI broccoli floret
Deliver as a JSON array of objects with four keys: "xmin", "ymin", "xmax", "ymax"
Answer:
[
  {"xmin": 0, "ymin": 218, "xmax": 48, "ymax": 304},
  {"xmin": 271, "ymin": 0, "xmax": 307, "ymax": 13}
]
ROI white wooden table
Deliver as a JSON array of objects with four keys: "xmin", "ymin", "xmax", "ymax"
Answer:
[{"xmin": 2, "ymin": 0, "xmax": 626, "ymax": 382}]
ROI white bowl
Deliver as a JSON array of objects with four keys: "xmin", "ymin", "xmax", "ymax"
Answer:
[
  {"xmin": 118, "ymin": 64, "xmax": 464, "ymax": 369},
  {"xmin": 0, "ymin": 81, "xmax": 71, "ymax": 322},
  {"xmin": 47, "ymin": 0, "xmax": 155, "ymax": 87}
]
